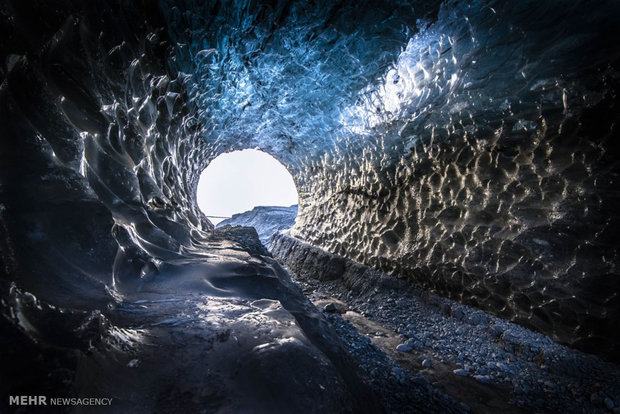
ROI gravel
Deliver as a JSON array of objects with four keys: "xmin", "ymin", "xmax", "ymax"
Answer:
[{"xmin": 282, "ymin": 261, "xmax": 620, "ymax": 414}]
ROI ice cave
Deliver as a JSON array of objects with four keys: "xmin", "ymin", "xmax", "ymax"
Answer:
[{"xmin": 1, "ymin": 0, "xmax": 619, "ymax": 412}]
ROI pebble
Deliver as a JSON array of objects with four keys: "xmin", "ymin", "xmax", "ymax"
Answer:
[
  {"xmin": 473, "ymin": 375, "xmax": 491, "ymax": 384},
  {"xmin": 452, "ymin": 307, "xmax": 467, "ymax": 320},
  {"xmin": 453, "ymin": 368, "xmax": 468, "ymax": 376},
  {"xmin": 489, "ymin": 325, "xmax": 504, "ymax": 338},
  {"xmin": 422, "ymin": 359, "xmax": 432, "ymax": 368},
  {"xmin": 469, "ymin": 312, "xmax": 488, "ymax": 326},
  {"xmin": 396, "ymin": 340, "xmax": 414, "ymax": 353},
  {"xmin": 605, "ymin": 397, "xmax": 614, "ymax": 410},
  {"xmin": 323, "ymin": 303, "xmax": 337, "ymax": 312}
]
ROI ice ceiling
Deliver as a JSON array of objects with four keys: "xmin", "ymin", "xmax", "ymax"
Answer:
[{"xmin": 1, "ymin": 0, "xmax": 620, "ymax": 362}]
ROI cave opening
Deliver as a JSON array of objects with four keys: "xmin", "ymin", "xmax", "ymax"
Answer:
[{"xmin": 196, "ymin": 149, "xmax": 299, "ymax": 226}]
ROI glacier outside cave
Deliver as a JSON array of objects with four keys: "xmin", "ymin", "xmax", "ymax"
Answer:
[{"xmin": 1, "ymin": 0, "xmax": 620, "ymax": 412}]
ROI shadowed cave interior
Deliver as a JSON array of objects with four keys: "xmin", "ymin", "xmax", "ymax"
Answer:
[{"xmin": 1, "ymin": 0, "xmax": 620, "ymax": 412}]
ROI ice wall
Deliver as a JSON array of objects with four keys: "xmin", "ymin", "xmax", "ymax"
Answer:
[
  {"xmin": 0, "ymin": 0, "xmax": 214, "ymax": 309},
  {"xmin": 166, "ymin": 0, "xmax": 620, "ymax": 358}
]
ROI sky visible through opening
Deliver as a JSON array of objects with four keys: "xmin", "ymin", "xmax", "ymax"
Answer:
[{"xmin": 197, "ymin": 149, "xmax": 298, "ymax": 225}]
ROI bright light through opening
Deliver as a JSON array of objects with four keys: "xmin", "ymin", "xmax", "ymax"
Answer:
[{"xmin": 197, "ymin": 149, "xmax": 298, "ymax": 225}]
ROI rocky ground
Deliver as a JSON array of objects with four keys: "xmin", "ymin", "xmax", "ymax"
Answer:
[
  {"xmin": 4, "ymin": 223, "xmax": 617, "ymax": 413},
  {"xmin": 273, "ymin": 237, "xmax": 620, "ymax": 414}
]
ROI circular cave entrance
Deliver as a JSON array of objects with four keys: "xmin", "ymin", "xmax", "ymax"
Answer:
[{"xmin": 196, "ymin": 149, "xmax": 299, "ymax": 230}]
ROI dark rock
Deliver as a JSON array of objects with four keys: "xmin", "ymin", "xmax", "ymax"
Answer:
[
  {"xmin": 217, "ymin": 206, "xmax": 298, "ymax": 247},
  {"xmin": 605, "ymin": 397, "xmax": 615, "ymax": 410},
  {"xmin": 324, "ymin": 303, "xmax": 338, "ymax": 312},
  {"xmin": 396, "ymin": 339, "xmax": 415, "ymax": 353}
]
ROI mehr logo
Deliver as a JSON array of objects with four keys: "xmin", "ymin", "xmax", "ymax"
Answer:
[
  {"xmin": 9, "ymin": 396, "xmax": 47, "ymax": 405},
  {"xmin": 9, "ymin": 396, "xmax": 113, "ymax": 406}
]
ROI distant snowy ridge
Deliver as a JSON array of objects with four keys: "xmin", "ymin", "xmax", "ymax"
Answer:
[{"xmin": 217, "ymin": 205, "xmax": 298, "ymax": 247}]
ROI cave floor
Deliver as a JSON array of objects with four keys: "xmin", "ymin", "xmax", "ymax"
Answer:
[
  {"xmin": 281, "ymin": 263, "xmax": 620, "ymax": 414},
  {"xmin": 4, "ymin": 230, "xmax": 619, "ymax": 413}
]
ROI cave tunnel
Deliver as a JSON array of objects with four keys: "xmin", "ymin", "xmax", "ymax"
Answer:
[{"xmin": 1, "ymin": 0, "xmax": 620, "ymax": 412}]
